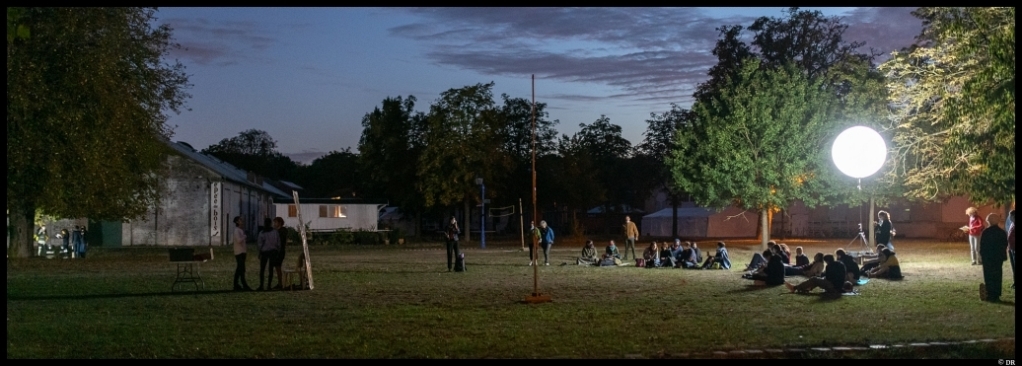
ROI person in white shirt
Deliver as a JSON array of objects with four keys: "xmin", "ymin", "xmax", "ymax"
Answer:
[{"xmin": 233, "ymin": 216, "xmax": 253, "ymax": 291}]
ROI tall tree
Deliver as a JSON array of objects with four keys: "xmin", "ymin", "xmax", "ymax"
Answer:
[
  {"xmin": 636, "ymin": 105, "xmax": 693, "ymax": 238},
  {"xmin": 299, "ymin": 148, "xmax": 361, "ymax": 198},
  {"xmin": 672, "ymin": 60, "xmax": 835, "ymax": 249},
  {"xmin": 880, "ymin": 7, "xmax": 1014, "ymax": 207},
  {"xmin": 358, "ymin": 95, "xmax": 428, "ymax": 236},
  {"xmin": 682, "ymin": 7, "xmax": 890, "ymax": 245},
  {"xmin": 7, "ymin": 7, "xmax": 190, "ymax": 258},
  {"xmin": 418, "ymin": 82, "xmax": 509, "ymax": 241},
  {"xmin": 202, "ymin": 129, "xmax": 300, "ymax": 182}
]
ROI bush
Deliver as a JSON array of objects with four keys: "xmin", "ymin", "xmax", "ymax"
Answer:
[{"xmin": 353, "ymin": 229, "xmax": 379, "ymax": 245}]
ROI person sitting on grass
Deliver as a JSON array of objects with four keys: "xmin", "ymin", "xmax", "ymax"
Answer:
[
  {"xmin": 785, "ymin": 254, "xmax": 847, "ymax": 294},
  {"xmin": 743, "ymin": 250, "xmax": 785, "ymax": 286},
  {"xmin": 793, "ymin": 246, "xmax": 809, "ymax": 267},
  {"xmin": 605, "ymin": 240, "xmax": 621, "ymax": 260},
  {"xmin": 860, "ymin": 244, "xmax": 888, "ymax": 273},
  {"xmin": 786, "ymin": 252, "xmax": 825, "ymax": 277},
  {"xmin": 691, "ymin": 242, "xmax": 703, "ymax": 264},
  {"xmin": 668, "ymin": 240, "xmax": 684, "ymax": 267},
  {"xmin": 577, "ymin": 240, "xmax": 599, "ymax": 266},
  {"xmin": 835, "ymin": 249, "xmax": 861, "ymax": 283},
  {"xmin": 700, "ymin": 242, "xmax": 732, "ymax": 270},
  {"xmin": 660, "ymin": 241, "xmax": 677, "ymax": 268},
  {"xmin": 866, "ymin": 248, "xmax": 902, "ymax": 279},
  {"xmin": 777, "ymin": 243, "xmax": 792, "ymax": 265},
  {"xmin": 676, "ymin": 242, "xmax": 699, "ymax": 269},
  {"xmin": 640, "ymin": 241, "xmax": 659, "ymax": 268},
  {"xmin": 743, "ymin": 249, "xmax": 772, "ymax": 273}
]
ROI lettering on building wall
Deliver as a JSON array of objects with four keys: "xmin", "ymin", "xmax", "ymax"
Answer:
[{"xmin": 211, "ymin": 182, "xmax": 222, "ymax": 237}]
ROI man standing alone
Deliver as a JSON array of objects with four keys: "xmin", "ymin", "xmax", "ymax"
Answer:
[
  {"xmin": 623, "ymin": 216, "xmax": 639, "ymax": 261},
  {"xmin": 979, "ymin": 213, "xmax": 1008, "ymax": 302}
]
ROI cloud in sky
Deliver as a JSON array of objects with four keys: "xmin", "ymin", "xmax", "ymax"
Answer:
[
  {"xmin": 161, "ymin": 17, "xmax": 282, "ymax": 66},
  {"xmin": 388, "ymin": 7, "xmax": 922, "ymax": 107}
]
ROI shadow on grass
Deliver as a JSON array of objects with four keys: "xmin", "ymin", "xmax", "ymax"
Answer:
[
  {"xmin": 728, "ymin": 284, "xmax": 784, "ymax": 293},
  {"xmin": 8, "ymin": 289, "xmax": 242, "ymax": 302}
]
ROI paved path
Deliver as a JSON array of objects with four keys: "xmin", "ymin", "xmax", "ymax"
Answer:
[{"xmin": 634, "ymin": 337, "xmax": 1015, "ymax": 358}]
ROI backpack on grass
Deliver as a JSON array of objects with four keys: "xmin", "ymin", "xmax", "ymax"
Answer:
[{"xmin": 454, "ymin": 253, "xmax": 466, "ymax": 272}]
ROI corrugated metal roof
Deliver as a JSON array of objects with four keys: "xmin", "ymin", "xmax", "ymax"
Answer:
[{"xmin": 164, "ymin": 139, "xmax": 289, "ymax": 198}]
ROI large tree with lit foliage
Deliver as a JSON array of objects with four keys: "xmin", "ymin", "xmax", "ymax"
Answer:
[{"xmin": 7, "ymin": 8, "xmax": 190, "ymax": 257}]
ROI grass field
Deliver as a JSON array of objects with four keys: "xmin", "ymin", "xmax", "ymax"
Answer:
[{"xmin": 6, "ymin": 238, "xmax": 1015, "ymax": 358}]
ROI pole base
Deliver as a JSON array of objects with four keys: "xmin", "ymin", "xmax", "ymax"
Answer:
[{"xmin": 522, "ymin": 293, "xmax": 552, "ymax": 304}]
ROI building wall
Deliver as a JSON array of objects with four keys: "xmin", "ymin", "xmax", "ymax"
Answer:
[
  {"xmin": 277, "ymin": 203, "xmax": 381, "ymax": 232},
  {"xmin": 121, "ymin": 154, "xmax": 277, "ymax": 247}
]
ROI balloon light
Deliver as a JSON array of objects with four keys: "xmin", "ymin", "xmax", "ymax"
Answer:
[{"xmin": 832, "ymin": 126, "xmax": 886, "ymax": 179}]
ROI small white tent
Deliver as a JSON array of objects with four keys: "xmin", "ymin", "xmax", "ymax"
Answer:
[{"xmin": 641, "ymin": 206, "xmax": 759, "ymax": 238}]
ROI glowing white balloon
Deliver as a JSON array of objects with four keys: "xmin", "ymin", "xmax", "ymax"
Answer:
[{"xmin": 832, "ymin": 126, "xmax": 886, "ymax": 179}]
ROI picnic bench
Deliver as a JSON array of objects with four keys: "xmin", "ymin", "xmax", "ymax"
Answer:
[{"xmin": 169, "ymin": 248, "xmax": 208, "ymax": 292}]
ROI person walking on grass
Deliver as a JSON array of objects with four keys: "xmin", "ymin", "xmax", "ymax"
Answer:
[
  {"xmin": 537, "ymin": 220, "xmax": 554, "ymax": 266},
  {"xmin": 232, "ymin": 216, "xmax": 253, "ymax": 291},
  {"xmin": 979, "ymin": 213, "xmax": 1008, "ymax": 302},
  {"xmin": 623, "ymin": 216, "xmax": 639, "ymax": 261}
]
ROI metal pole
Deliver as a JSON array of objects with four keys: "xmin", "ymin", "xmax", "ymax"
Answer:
[
  {"xmin": 868, "ymin": 196, "xmax": 875, "ymax": 249},
  {"xmin": 481, "ymin": 183, "xmax": 486, "ymax": 249}
]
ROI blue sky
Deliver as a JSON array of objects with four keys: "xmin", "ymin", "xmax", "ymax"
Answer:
[{"xmin": 156, "ymin": 7, "xmax": 922, "ymax": 164}]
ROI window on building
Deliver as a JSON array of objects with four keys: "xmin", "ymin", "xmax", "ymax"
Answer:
[
  {"xmin": 288, "ymin": 205, "xmax": 298, "ymax": 218},
  {"xmin": 318, "ymin": 205, "xmax": 346, "ymax": 218},
  {"xmin": 330, "ymin": 205, "xmax": 346, "ymax": 218}
]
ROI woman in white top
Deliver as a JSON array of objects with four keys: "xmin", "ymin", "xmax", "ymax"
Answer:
[{"xmin": 233, "ymin": 216, "xmax": 253, "ymax": 291}]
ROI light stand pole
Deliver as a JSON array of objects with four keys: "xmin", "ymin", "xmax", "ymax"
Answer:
[{"xmin": 476, "ymin": 177, "xmax": 485, "ymax": 249}]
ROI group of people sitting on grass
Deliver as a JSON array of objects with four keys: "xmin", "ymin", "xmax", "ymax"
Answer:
[
  {"xmin": 576, "ymin": 239, "xmax": 732, "ymax": 269},
  {"xmin": 736, "ymin": 241, "xmax": 902, "ymax": 294}
]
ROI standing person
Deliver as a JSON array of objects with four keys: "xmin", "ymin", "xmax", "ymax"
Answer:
[
  {"xmin": 271, "ymin": 217, "xmax": 287, "ymax": 290},
  {"xmin": 256, "ymin": 218, "xmax": 280, "ymax": 291},
  {"xmin": 538, "ymin": 220, "xmax": 554, "ymax": 266},
  {"xmin": 232, "ymin": 216, "xmax": 253, "ymax": 291},
  {"xmin": 1007, "ymin": 210, "xmax": 1015, "ymax": 290},
  {"xmin": 966, "ymin": 207, "xmax": 984, "ymax": 265},
  {"xmin": 979, "ymin": 213, "xmax": 1008, "ymax": 302},
  {"xmin": 623, "ymin": 216, "xmax": 639, "ymax": 261},
  {"xmin": 72, "ymin": 225, "xmax": 87, "ymax": 259},
  {"xmin": 528, "ymin": 221, "xmax": 541, "ymax": 266},
  {"xmin": 875, "ymin": 210, "xmax": 894, "ymax": 252},
  {"xmin": 446, "ymin": 216, "xmax": 461, "ymax": 272}
]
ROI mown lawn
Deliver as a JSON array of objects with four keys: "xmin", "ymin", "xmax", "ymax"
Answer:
[{"xmin": 6, "ymin": 238, "xmax": 1015, "ymax": 358}]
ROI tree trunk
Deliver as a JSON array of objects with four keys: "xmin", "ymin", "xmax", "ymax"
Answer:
[
  {"xmin": 760, "ymin": 208, "xmax": 770, "ymax": 251},
  {"xmin": 464, "ymin": 199, "xmax": 471, "ymax": 243},
  {"xmin": 670, "ymin": 194, "xmax": 679, "ymax": 239},
  {"xmin": 8, "ymin": 199, "xmax": 35, "ymax": 258}
]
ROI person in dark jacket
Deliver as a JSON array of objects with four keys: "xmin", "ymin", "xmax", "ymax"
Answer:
[
  {"xmin": 786, "ymin": 254, "xmax": 847, "ymax": 294},
  {"xmin": 793, "ymin": 246, "xmax": 810, "ymax": 267},
  {"xmin": 979, "ymin": 213, "xmax": 1008, "ymax": 302},
  {"xmin": 446, "ymin": 216, "xmax": 461, "ymax": 272},
  {"xmin": 835, "ymin": 249, "xmax": 860, "ymax": 282},
  {"xmin": 745, "ymin": 250, "xmax": 785, "ymax": 286},
  {"xmin": 677, "ymin": 242, "xmax": 699, "ymax": 269},
  {"xmin": 875, "ymin": 210, "xmax": 894, "ymax": 252}
]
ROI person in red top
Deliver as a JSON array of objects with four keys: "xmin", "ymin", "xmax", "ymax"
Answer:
[{"xmin": 966, "ymin": 207, "xmax": 984, "ymax": 265}]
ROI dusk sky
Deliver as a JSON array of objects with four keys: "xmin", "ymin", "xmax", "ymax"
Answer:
[{"xmin": 156, "ymin": 7, "xmax": 923, "ymax": 164}]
